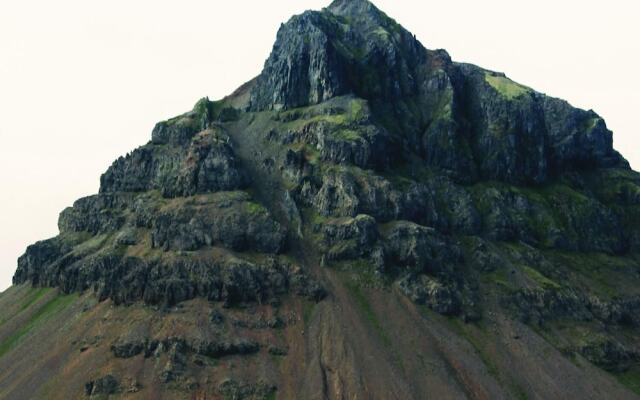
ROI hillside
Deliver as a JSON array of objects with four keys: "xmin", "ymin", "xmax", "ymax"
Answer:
[{"xmin": 2, "ymin": 0, "xmax": 639, "ymax": 398}]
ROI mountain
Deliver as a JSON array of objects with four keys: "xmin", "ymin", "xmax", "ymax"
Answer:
[{"xmin": 2, "ymin": 0, "xmax": 639, "ymax": 398}]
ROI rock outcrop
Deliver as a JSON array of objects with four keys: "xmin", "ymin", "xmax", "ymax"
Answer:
[{"xmin": 8, "ymin": 0, "xmax": 640, "ymax": 398}]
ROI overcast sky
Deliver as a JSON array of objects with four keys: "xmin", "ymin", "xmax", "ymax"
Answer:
[{"xmin": 0, "ymin": 0, "xmax": 638, "ymax": 291}]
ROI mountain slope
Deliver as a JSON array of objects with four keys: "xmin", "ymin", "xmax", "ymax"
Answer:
[{"xmin": 2, "ymin": 0, "xmax": 640, "ymax": 398}]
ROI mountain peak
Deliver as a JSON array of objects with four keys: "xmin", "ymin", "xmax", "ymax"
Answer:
[
  {"xmin": 4, "ymin": 1, "xmax": 640, "ymax": 399},
  {"xmin": 249, "ymin": 0, "xmax": 429, "ymax": 112},
  {"xmin": 327, "ymin": 0, "xmax": 379, "ymax": 17}
]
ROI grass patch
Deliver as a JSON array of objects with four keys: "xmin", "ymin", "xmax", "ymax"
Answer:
[
  {"xmin": 277, "ymin": 97, "xmax": 367, "ymax": 131},
  {"xmin": 482, "ymin": 267, "xmax": 516, "ymax": 292},
  {"xmin": 544, "ymin": 250, "xmax": 636, "ymax": 299},
  {"xmin": 302, "ymin": 301, "xmax": 316, "ymax": 326},
  {"xmin": 334, "ymin": 259, "xmax": 388, "ymax": 288},
  {"xmin": 16, "ymin": 288, "xmax": 51, "ymax": 312},
  {"xmin": 584, "ymin": 117, "xmax": 600, "ymax": 131},
  {"xmin": 0, "ymin": 288, "xmax": 52, "ymax": 327},
  {"xmin": 245, "ymin": 201, "xmax": 267, "ymax": 215},
  {"xmin": 521, "ymin": 265, "xmax": 561, "ymax": 289},
  {"xmin": 349, "ymin": 98, "xmax": 365, "ymax": 120},
  {"xmin": 485, "ymin": 73, "xmax": 531, "ymax": 100},
  {"xmin": 0, "ymin": 292, "xmax": 78, "ymax": 358},
  {"xmin": 332, "ymin": 129, "xmax": 362, "ymax": 142},
  {"xmin": 72, "ymin": 233, "xmax": 112, "ymax": 256},
  {"xmin": 373, "ymin": 27, "xmax": 391, "ymax": 39},
  {"xmin": 279, "ymin": 110, "xmax": 348, "ymax": 130},
  {"xmin": 613, "ymin": 366, "xmax": 640, "ymax": 395}
]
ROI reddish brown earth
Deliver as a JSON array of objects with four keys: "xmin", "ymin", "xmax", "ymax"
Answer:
[{"xmin": 0, "ymin": 273, "xmax": 636, "ymax": 399}]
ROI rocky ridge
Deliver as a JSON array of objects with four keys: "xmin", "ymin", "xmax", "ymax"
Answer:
[{"xmin": 6, "ymin": 0, "xmax": 640, "ymax": 398}]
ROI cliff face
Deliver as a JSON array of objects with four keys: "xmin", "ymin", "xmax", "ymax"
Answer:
[
  {"xmin": 3, "ymin": 0, "xmax": 640, "ymax": 399},
  {"xmin": 250, "ymin": 0, "xmax": 626, "ymax": 184}
]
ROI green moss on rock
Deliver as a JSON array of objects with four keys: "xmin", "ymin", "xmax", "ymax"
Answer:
[{"xmin": 485, "ymin": 73, "xmax": 531, "ymax": 100}]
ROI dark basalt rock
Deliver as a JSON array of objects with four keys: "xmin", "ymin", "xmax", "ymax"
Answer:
[
  {"xmin": 218, "ymin": 379, "xmax": 277, "ymax": 400},
  {"xmin": 14, "ymin": 238, "xmax": 71, "ymax": 286},
  {"xmin": 575, "ymin": 340, "xmax": 640, "ymax": 373},
  {"xmin": 250, "ymin": 0, "xmax": 628, "ymax": 184},
  {"xmin": 111, "ymin": 340, "xmax": 146, "ymax": 359},
  {"xmin": 101, "ymin": 127, "xmax": 245, "ymax": 198},
  {"xmin": 542, "ymin": 96, "xmax": 627, "ymax": 171},
  {"xmin": 150, "ymin": 192, "xmax": 286, "ymax": 254},
  {"xmin": 320, "ymin": 214, "xmax": 378, "ymax": 261},
  {"xmin": 232, "ymin": 315, "xmax": 285, "ymax": 330},
  {"xmin": 16, "ymin": 249, "xmax": 324, "ymax": 307},
  {"xmin": 151, "ymin": 98, "xmax": 240, "ymax": 145},
  {"xmin": 268, "ymin": 345, "xmax": 288, "ymax": 356},
  {"xmin": 59, "ymin": 194, "xmax": 132, "ymax": 234},
  {"xmin": 85, "ymin": 375, "xmax": 120, "ymax": 397},
  {"xmin": 381, "ymin": 221, "xmax": 462, "ymax": 276},
  {"xmin": 112, "ymin": 336, "xmax": 260, "ymax": 360},
  {"xmin": 471, "ymin": 184, "xmax": 626, "ymax": 253},
  {"xmin": 249, "ymin": 11, "xmax": 348, "ymax": 111},
  {"xmin": 397, "ymin": 274, "xmax": 460, "ymax": 315},
  {"xmin": 507, "ymin": 288, "xmax": 640, "ymax": 327}
]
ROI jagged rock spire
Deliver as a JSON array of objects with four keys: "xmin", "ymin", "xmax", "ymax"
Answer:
[{"xmin": 248, "ymin": 0, "xmax": 431, "ymax": 112}]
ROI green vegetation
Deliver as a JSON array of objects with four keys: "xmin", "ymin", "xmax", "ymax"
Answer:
[
  {"xmin": 343, "ymin": 278, "xmax": 408, "ymax": 373},
  {"xmin": 0, "ymin": 292, "xmax": 78, "ymax": 358},
  {"xmin": 335, "ymin": 259, "xmax": 388, "ymax": 289},
  {"xmin": 373, "ymin": 27, "xmax": 391, "ymax": 40},
  {"xmin": 245, "ymin": 201, "xmax": 267, "ymax": 215},
  {"xmin": 0, "ymin": 288, "xmax": 51, "ymax": 327},
  {"xmin": 303, "ymin": 208, "xmax": 328, "ymax": 228},
  {"xmin": 614, "ymin": 366, "xmax": 640, "ymax": 395},
  {"xmin": 379, "ymin": 10, "xmax": 403, "ymax": 35},
  {"xmin": 194, "ymin": 97, "xmax": 239, "ymax": 123},
  {"xmin": 485, "ymin": 73, "xmax": 531, "ymax": 100},
  {"xmin": 469, "ymin": 181, "xmax": 610, "ymax": 249},
  {"xmin": 584, "ymin": 117, "xmax": 600, "ymax": 131},
  {"xmin": 348, "ymin": 98, "xmax": 366, "ymax": 121},
  {"xmin": 332, "ymin": 129, "xmax": 362, "ymax": 142},
  {"xmin": 483, "ymin": 267, "xmax": 516, "ymax": 292},
  {"xmin": 554, "ymin": 323, "xmax": 604, "ymax": 349},
  {"xmin": 585, "ymin": 168, "xmax": 640, "ymax": 205},
  {"xmin": 345, "ymin": 281, "xmax": 391, "ymax": 347},
  {"xmin": 279, "ymin": 109, "xmax": 348, "ymax": 129},
  {"xmin": 302, "ymin": 301, "xmax": 316, "ymax": 326},
  {"xmin": 381, "ymin": 157, "xmax": 437, "ymax": 191},
  {"xmin": 545, "ymin": 250, "xmax": 635, "ymax": 299},
  {"xmin": 276, "ymin": 97, "xmax": 368, "ymax": 136},
  {"xmin": 72, "ymin": 233, "xmax": 112, "ymax": 256},
  {"xmin": 446, "ymin": 317, "xmax": 500, "ymax": 379},
  {"xmin": 446, "ymin": 317, "xmax": 528, "ymax": 399},
  {"xmin": 265, "ymin": 391, "xmax": 277, "ymax": 400},
  {"xmin": 17, "ymin": 288, "xmax": 50, "ymax": 313},
  {"xmin": 162, "ymin": 97, "xmax": 239, "ymax": 130},
  {"xmin": 290, "ymin": 143, "xmax": 320, "ymax": 165},
  {"xmin": 521, "ymin": 265, "xmax": 561, "ymax": 289}
]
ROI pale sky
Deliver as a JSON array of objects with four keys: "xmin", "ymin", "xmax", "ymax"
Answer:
[{"xmin": 0, "ymin": 0, "xmax": 638, "ymax": 291}]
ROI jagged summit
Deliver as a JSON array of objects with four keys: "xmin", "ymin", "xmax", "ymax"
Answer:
[
  {"xmin": 327, "ymin": 0, "xmax": 389, "ymax": 22},
  {"xmin": 249, "ymin": 0, "xmax": 432, "ymax": 113},
  {"xmin": 3, "ymin": 1, "xmax": 640, "ymax": 399},
  {"xmin": 327, "ymin": 0, "xmax": 373, "ymax": 12},
  {"xmin": 249, "ymin": 0, "xmax": 626, "ymax": 184}
]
